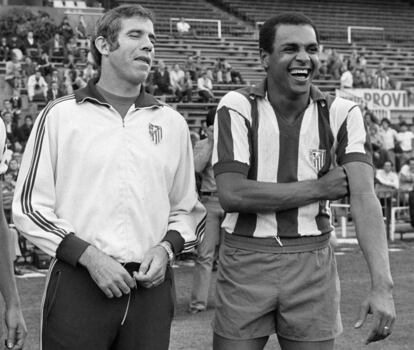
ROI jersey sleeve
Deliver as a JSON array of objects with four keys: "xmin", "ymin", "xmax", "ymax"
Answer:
[
  {"xmin": 212, "ymin": 91, "xmax": 252, "ymax": 176},
  {"xmin": 334, "ymin": 103, "xmax": 373, "ymax": 167}
]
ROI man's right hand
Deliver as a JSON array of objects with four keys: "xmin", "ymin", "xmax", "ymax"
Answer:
[
  {"xmin": 78, "ymin": 245, "xmax": 137, "ymax": 298},
  {"xmin": 318, "ymin": 166, "xmax": 349, "ymax": 200}
]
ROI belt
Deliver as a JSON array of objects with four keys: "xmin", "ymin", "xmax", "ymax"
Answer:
[{"xmin": 201, "ymin": 191, "xmax": 218, "ymax": 196}]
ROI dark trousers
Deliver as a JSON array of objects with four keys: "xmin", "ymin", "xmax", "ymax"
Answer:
[{"xmin": 42, "ymin": 259, "xmax": 174, "ymax": 350}]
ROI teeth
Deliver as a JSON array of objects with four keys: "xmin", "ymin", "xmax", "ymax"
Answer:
[{"xmin": 290, "ymin": 69, "xmax": 309, "ymax": 75}]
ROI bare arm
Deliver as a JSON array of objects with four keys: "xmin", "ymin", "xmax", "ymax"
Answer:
[
  {"xmin": 0, "ymin": 188, "xmax": 27, "ymax": 349},
  {"xmin": 215, "ymin": 166, "xmax": 348, "ymax": 213},
  {"xmin": 344, "ymin": 162, "xmax": 395, "ymax": 344}
]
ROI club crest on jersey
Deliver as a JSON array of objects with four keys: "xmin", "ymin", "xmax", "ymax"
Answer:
[
  {"xmin": 309, "ymin": 149, "xmax": 326, "ymax": 172},
  {"xmin": 149, "ymin": 123, "xmax": 162, "ymax": 144}
]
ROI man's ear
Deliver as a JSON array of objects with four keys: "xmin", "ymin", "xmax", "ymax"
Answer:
[
  {"xmin": 259, "ymin": 48, "xmax": 269, "ymax": 70},
  {"xmin": 94, "ymin": 36, "xmax": 110, "ymax": 57}
]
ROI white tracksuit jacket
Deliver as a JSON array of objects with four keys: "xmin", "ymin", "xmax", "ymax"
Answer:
[{"xmin": 13, "ymin": 80, "xmax": 206, "ymax": 266}]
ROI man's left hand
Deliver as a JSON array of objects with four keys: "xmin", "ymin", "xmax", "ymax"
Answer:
[
  {"xmin": 5, "ymin": 304, "xmax": 27, "ymax": 349},
  {"xmin": 354, "ymin": 288, "xmax": 396, "ymax": 344},
  {"xmin": 133, "ymin": 246, "xmax": 169, "ymax": 288}
]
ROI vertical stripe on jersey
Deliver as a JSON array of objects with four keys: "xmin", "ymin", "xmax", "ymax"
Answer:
[
  {"xmin": 216, "ymin": 106, "xmax": 234, "ymax": 162},
  {"xmin": 276, "ymin": 117, "xmax": 303, "ymax": 236},
  {"xmin": 315, "ymin": 101, "xmax": 335, "ymax": 232},
  {"xmin": 233, "ymin": 95, "xmax": 258, "ymax": 237}
]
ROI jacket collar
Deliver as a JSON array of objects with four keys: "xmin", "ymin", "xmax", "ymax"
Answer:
[
  {"xmin": 249, "ymin": 78, "xmax": 327, "ymax": 102},
  {"xmin": 75, "ymin": 78, "xmax": 162, "ymax": 109}
]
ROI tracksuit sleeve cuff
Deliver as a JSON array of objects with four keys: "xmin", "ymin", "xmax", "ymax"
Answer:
[
  {"xmin": 56, "ymin": 233, "xmax": 91, "ymax": 267},
  {"xmin": 162, "ymin": 230, "xmax": 185, "ymax": 254}
]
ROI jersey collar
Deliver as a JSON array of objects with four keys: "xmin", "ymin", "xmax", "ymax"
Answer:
[{"xmin": 75, "ymin": 78, "xmax": 163, "ymax": 109}]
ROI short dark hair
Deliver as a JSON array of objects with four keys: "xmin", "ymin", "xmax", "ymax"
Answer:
[
  {"xmin": 259, "ymin": 12, "xmax": 319, "ymax": 54},
  {"xmin": 90, "ymin": 4, "xmax": 154, "ymax": 67},
  {"xmin": 380, "ymin": 118, "xmax": 391, "ymax": 126}
]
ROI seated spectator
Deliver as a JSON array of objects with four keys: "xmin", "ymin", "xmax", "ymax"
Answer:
[
  {"xmin": 184, "ymin": 55, "xmax": 197, "ymax": 81},
  {"xmin": 83, "ymin": 62, "xmax": 98, "ymax": 81},
  {"xmin": 375, "ymin": 160, "xmax": 399, "ymax": 227},
  {"xmin": 170, "ymin": 64, "xmax": 185, "ymax": 101},
  {"xmin": 65, "ymin": 36, "xmax": 79, "ymax": 58},
  {"xmin": 1, "ymin": 112, "xmax": 16, "ymax": 145},
  {"xmin": 58, "ymin": 16, "xmax": 74, "ymax": 44},
  {"xmin": 15, "ymin": 115, "xmax": 33, "ymax": 151},
  {"xmin": 180, "ymin": 70, "xmax": 193, "ymax": 102},
  {"xmin": 353, "ymin": 69, "xmax": 365, "ymax": 88},
  {"xmin": 47, "ymin": 32, "xmax": 65, "ymax": 58},
  {"xmin": 326, "ymin": 49, "xmax": 342, "ymax": 79},
  {"xmin": 379, "ymin": 118, "xmax": 398, "ymax": 170},
  {"xmin": 27, "ymin": 69, "xmax": 48, "ymax": 102},
  {"xmin": 0, "ymin": 37, "xmax": 10, "ymax": 62},
  {"xmin": 176, "ymin": 17, "xmax": 195, "ymax": 38},
  {"xmin": 7, "ymin": 158, "xmax": 20, "ymax": 181},
  {"xmin": 37, "ymin": 50, "xmax": 54, "ymax": 78},
  {"xmin": 2, "ymin": 169, "xmax": 16, "ymax": 224},
  {"xmin": 22, "ymin": 30, "xmax": 40, "ymax": 59},
  {"xmin": 49, "ymin": 68, "xmax": 63, "ymax": 88},
  {"xmin": 9, "ymin": 89, "xmax": 22, "ymax": 119},
  {"xmin": 153, "ymin": 60, "xmax": 172, "ymax": 95},
  {"xmin": 369, "ymin": 123, "xmax": 389, "ymax": 169},
  {"xmin": 340, "ymin": 63, "xmax": 353, "ymax": 89},
  {"xmin": 8, "ymin": 35, "xmax": 23, "ymax": 52},
  {"xmin": 396, "ymin": 121, "xmax": 414, "ymax": 166},
  {"xmin": 75, "ymin": 15, "xmax": 88, "ymax": 39},
  {"xmin": 5, "ymin": 51, "xmax": 22, "ymax": 90},
  {"xmin": 197, "ymin": 71, "xmax": 214, "ymax": 102},
  {"xmin": 374, "ymin": 68, "xmax": 393, "ymax": 90},
  {"xmin": 72, "ymin": 70, "xmax": 87, "ymax": 90},
  {"xmin": 46, "ymin": 81, "xmax": 64, "ymax": 102},
  {"xmin": 399, "ymin": 157, "xmax": 414, "ymax": 192},
  {"xmin": 1, "ymin": 99, "xmax": 18, "ymax": 132},
  {"xmin": 64, "ymin": 53, "xmax": 77, "ymax": 70},
  {"xmin": 21, "ymin": 56, "xmax": 37, "ymax": 80}
]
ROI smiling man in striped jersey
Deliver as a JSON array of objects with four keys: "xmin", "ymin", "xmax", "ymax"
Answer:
[
  {"xmin": 212, "ymin": 13, "xmax": 395, "ymax": 350},
  {"xmin": 12, "ymin": 5, "xmax": 205, "ymax": 350}
]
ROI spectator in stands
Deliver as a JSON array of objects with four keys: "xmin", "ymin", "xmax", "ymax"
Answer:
[
  {"xmin": 153, "ymin": 60, "xmax": 172, "ymax": 96},
  {"xmin": 317, "ymin": 45, "xmax": 329, "ymax": 77},
  {"xmin": 375, "ymin": 160, "xmax": 399, "ymax": 192},
  {"xmin": 339, "ymin": 63, "xmax": 353, "ymax": 89},
  {"xmin": 22, "ymin": 30, "xmax": 39, "ymax": 59},
  {"xmin": 83, "ymin": 61, "xmax": 98, "ymax": 82},
  {"xmin": 176, "ymin": 17, "xmax": 195, "ymax": 38},
  {"xmin": 73, "ymin": 70, "xmax": 88, "ymax": 90},
  {"xmin": 9, "ymin": 89, "xmax": 22, "ymax": 119},
  {"xmin": 64, "ymin": 53, "xmax": 77, "ymax": 70},
  {"xmin": 369, "ymin": 123, "xmax": 389, "ymax": 169},
  {"xmin": 396, "ymin": 121, "xmax": 414, "ymax": 166},
  {"xmin": 399, "ymin": 157, "xmax": 414, "ymax": 192},
  {"xmin": 15, "ymin": 115, "xmax": 33, "ymax": 151},
  {"xmin": 197, "ymin": 70, "xmax": 214, "ymax": 102},
  {"xmin": 7, "ymin": 159, "xmax": 20, "ymax": 181},
  {"xmin": 58, "ymin": 16, "xmax": 75, "ymax": 44},
  {"xmin": 5, "ymin": 51, "xmax": 22, "ymax": 90},
  {"xmin": 65, "ymin": 36, "xmax": 79, "ymax": 58},
  {"xmin": 49, "ymin": 68, "xmax": 62, "ymax": 88},
  {"xmin": 375, "ymin": 160, "xmax": 399, "ymax": 230},
  {"xmin": 184, "ymin": 55, "xmax": 197, "ymax": 81},
  {"xmin": 0, "ymin": 37, "xmax": 10, "ymax": 61},
  {"xmin": 8, "ymin": 35, "xmax": 23, "ymax": 53},
  {"xmin": 27, "ymin": 69, "xmax": 48, "ymax": 103},
  {"xmin": 21, "ymin": 56, "xmax": 37, "ymax": 81},
  {"xmin": 1, "ymin": 112, "xmax": 16, "ymax": 146},
  {"xmin": 379, "ymin": 118, "xmax": 398, "ymax": 170},
  {"xmin": 37, "ymin": 50, "xmax": 54, "ymax": 78},
  {"xmin": 180, "ymin": 70, "xmax": 194, "ymax": 102},
  {"xmin": 170, "ymin": 63, "xmax": 185, "ymax": 101},
  {"xmin": 221, "ymin": 58, "xmax": 245, "ymax": 84},
  {"xmin": 76, "ymin": 15, "xmax": 88, "ymax": 39},
  {"xmin": 0, "ymin": 120, "xmax": 27, "ymax": 349},
  {"xmin": 374, "ymin": 68, "xmax": 393, "ymax": 90},
  {"xmin": 189, "ymin": 108, "xmax": 224, "ymax": 314},
  {"xmin": 326, "ymin": 48, "xmax": 342, "ymax": 79},
  {"xmin": 46, "ymin": 81, "xmax": 64, "ymax": 102},
  {"xmin": 1, "ymin": 100, "xmax": 18, "ymax": 134},
  {"xmin": 47, "ymin": 32, "xmax": 65, "ymax": 58}
]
